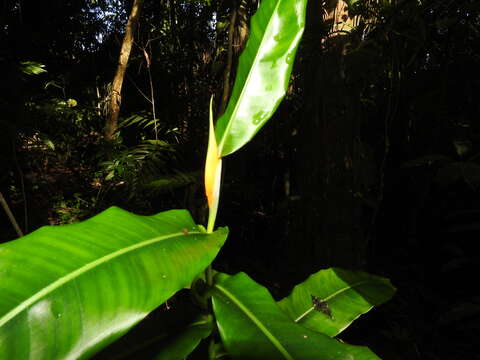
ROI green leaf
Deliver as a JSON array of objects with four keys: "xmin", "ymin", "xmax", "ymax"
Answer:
[
  {"xmin": 153, "ymin": 314, "xmax": 214, "ymax": 360},
  {"xmin": 215, "ymin": 0, "xmax": 307, "ymax": 157},
  {"xmin": 145, "ymin": 171, "xmax": 200, "ymax": 192},
  {"xmin": 0, "ymin": 207, "xmax": 228, "ymax": 360},
  {"xmin": 211, "ymin": 272, "xmax": 381, "ymax": 360},
  {"xmin": 19, "ymin": 61, "xmax": 47, "ymax": 75},
  {"xmin": 277, "ymin": 268, "xmax": 396, "ymax": 337}
]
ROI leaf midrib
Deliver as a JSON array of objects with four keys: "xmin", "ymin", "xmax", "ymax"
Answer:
[
  {"xmin": 0, "ymin": 230, "xmax": 203, "ymax": 327},
  {"xmin": 217, "ymin": 0, "xmax": 281, "ymax": 156},
  {"xmin": 323, "ymin": 280, "xmax": 372, "ymax": 302},
  {"xmin": 214, "ymin": 283, "xmax": 294, "ymax": 360}
]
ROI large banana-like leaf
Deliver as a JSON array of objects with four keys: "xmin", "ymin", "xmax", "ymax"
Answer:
[
  {"xmin": 214, "ymin": 0, "xmax": 307, "ymax": 157},
  {"xmin": 211, "ymin": 272, "xmax": 380, "ymax": 360},
  {"xmin": 278, "ymin": 268, "xmax": 396, "ymax": 337},
  {"xmin": 0, "ymin": 207, "xmax": 228, "ymax": 360}
]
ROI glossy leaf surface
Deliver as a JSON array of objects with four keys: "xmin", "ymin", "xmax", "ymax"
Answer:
[
  {"xmin": 154, "ymin": 314, "xmax": 213, "ymax": 360},
  {"xmin": 0, "ymin": 207, "xmax": 227, "ymax": 360},
  {"xmin": 211, "ymin": 272, "xmax": 380, "ymax": 360},
  {"xmin": 215, "ymin": 0, "xmax": 307, "ymax": 157},
  {"xmin": 278, "ymin": 268, "xmax": 396, "ymax": 337}
]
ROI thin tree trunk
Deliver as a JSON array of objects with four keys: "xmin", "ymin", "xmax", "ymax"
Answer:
[
  {"xmin": 218, "ymin": 2, "xmax": 237, "ymax": 116},
  {"xmin": 105, "ymin": 0, "xmax": 144, "ymax": 140},
  {"xmin": 218, "ymin": 0, "xmax": 249, "ymax": 116},
  {"xmin": 0, "ymin": 192, "xmax": 23, "ymax": 238}
]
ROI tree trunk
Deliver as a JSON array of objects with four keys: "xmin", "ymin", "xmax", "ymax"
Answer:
[
  {"xmin": 105, "ymin": 0, "xmax": 144, "ymax": 140},
  {"xmin": 218, "ymin": 0, "xmax": 249, "ymax": 116},
  {"xmin": 218, "ymin": 2, "xmax": 237, "ymax": 116},
  {"xmin": 0, "ymin": 191, "xmax": 23, "ymax": 238}
]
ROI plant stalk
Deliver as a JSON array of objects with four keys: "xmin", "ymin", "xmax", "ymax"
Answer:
[{"xmin": 0, "ymin": 192, "xmax": 24, "ymax": 238}]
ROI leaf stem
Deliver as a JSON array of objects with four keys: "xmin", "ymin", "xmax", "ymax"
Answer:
[
  {"xmin": 206, "ymin": 269, "xmax": 213, "ymax": 288},
  {"xmin": 207, "ymin": 204, "xmax": 218, "ymax": 233}
]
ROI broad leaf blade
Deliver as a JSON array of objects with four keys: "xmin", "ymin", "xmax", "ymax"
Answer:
[
  {"xmin": 154, "ymin": 314, "xmax": 213, "ymax": 360},
  {"xmin": 0, "ymin": 207, "xmax": 227, "ymax": 360},
  {"xmin": 215, "ymin": 0, "xmax": 307, "ymax": 157},
  {"xmin": 211, "ymin": 272, "xmax": 380, "ymax": 360},
  {"xmin": 278, "ymin": 268, "xmax": 396, "ymax": 337}
]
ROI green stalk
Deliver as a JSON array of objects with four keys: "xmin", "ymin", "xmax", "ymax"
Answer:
[{"xmin": 206, "ymin": 196, "xmax": 219, "ymax": 234}]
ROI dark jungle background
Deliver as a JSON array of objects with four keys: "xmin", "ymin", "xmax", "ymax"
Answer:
[{"xmin": 1, "ymin": 0, "xmax": 479, "ymax": 358}]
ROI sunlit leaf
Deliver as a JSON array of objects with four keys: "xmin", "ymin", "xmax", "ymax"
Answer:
[
  {"xmin": 212, "ymin": 272, "xmax": 381, "ymax": 360},
  {"xmin": 0, "ymin": 207, "xmax": 228, "ymax": 359},
  {"xmin": 214, "ymin": 0, "xmax": 307, "ymax": 157},
  {"xmin": 19, "ymin": 61, "xmax": 47, "ymax": 75},
  {"xmin": 278, "ymin": 268, "xmax": 396, "ymax": 337}
]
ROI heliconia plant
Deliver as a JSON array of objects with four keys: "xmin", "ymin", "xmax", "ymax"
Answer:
[{"xmin": 0, "ymin": 0, "xmax": 395, "ymax": 358}]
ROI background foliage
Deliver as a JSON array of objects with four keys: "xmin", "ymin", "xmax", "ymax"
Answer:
[{"xmin": 1, "ymin": 0, "xmax": 480, "ymax": 358}]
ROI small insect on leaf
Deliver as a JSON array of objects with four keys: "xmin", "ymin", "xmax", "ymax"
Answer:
[
  {"xmin": 182, "ymin": 228, "xmax": 189, "ymax": 235},
  {"xmin": 311, "ymin": 295, "xmax": 334, "ymax": 320}
]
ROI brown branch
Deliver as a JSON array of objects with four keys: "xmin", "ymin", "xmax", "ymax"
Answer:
[
  {"xmin": 218, "ymin": 2, "xmax": 238, "ymax": 117},
  {"xmin": 144, "ymin": 43, "xmax": 159, "ymax": 141},
  {"xmin": 0, "ymin": 192, "xmax": 23, "ymax": 238},
  {"xmin": 105, "ymin": 0, "xmax": 144, "ymax": 140},
  {"xmin": 12, "ymin": 138, "xmax": 27, "ymax": 233}
]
